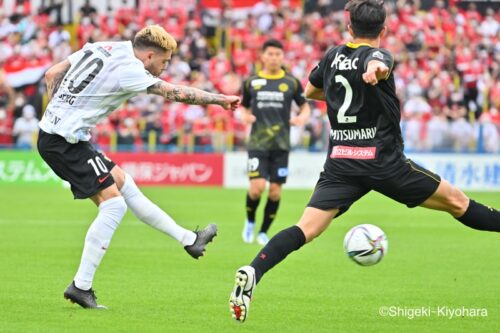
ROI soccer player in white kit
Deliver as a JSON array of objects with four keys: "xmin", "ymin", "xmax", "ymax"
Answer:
[{"xmin": 37, "ymin": 25, "xmax": 240, "ymax": 309}]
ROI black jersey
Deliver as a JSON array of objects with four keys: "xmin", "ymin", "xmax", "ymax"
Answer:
[
  {"xmin": 308, "ymin": 42, "xmax": 405, "ymax": 176},
  {"xmin": 242, "ymin": 70, "xmax": 307, "ymax": 151}
]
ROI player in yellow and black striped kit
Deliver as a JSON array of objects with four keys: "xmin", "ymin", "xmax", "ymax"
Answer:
[{"xmin": 240, "ymin": 39, "xmax": 310, "ymax": 245}]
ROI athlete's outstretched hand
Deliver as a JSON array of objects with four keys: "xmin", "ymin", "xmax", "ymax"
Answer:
[
  {"xmin": 362, "ymin": 61, "xmax": 389, "ymax": 86},
  {"xmin": 220, "ymin": 96, "xmax": 240, "ymax": 111}
]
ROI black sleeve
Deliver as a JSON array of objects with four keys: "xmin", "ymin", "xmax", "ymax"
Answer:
[
  {"xmin": 241, "ymin": 78, "xmax": 252, "ymax": 108},
  {"xmin": 292, "ymin": 77, "xmax": 307, "ymax": 106},
  {"xmin": 308, "ymin": 54, "xmax": 328, "ymax": 89},
  {"xmin": 363, "ymin": 48, "xmax": 394, "ymax": 75}
]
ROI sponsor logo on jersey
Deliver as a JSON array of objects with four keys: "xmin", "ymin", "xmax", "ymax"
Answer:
[
  {"xmin": 330, "ymin": 127, "xmax": 377, "ymax": 141},
  {"xmin": 256, "ymin": 91, "xmax": 285, "ymax": 101},
  {"xmin": 278, "ymin": 83, "xmax": 289, "ymax": 92},
  {"xmin": 331, "ymin": 53, "xmax": 359, "ymax": 70},
  {"xmin": 58, "ymin": 93, "xmax": 76, "ymax": 105},
  {"xmin": 330, "ymin": 146, "xmax": 376, "ymax": 160},
  {"xmin": 257, "ymin": 102, "xmax": 284, "ymax": 109},
  {"xmin": 251, "ymin": 79, "xmax": 267, "ymax": 90},
  {"xmin": 372, "ymin": 51, "xmax": 384, "ymax": 60},
  {"xmin": 256, "ymin": 91, "xmax": 285, "ymax": 109}
]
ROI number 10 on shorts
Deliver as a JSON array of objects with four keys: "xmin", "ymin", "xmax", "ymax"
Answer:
[{"xmin": 87, "ymin": 156, "xmax": 109, "ymax": 176}]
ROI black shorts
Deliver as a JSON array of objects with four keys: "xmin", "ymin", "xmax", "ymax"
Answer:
[
  {"xmin": 307, "ymin": 159, "xmax": 441, "ymax": 216},
  {"xmin": 247, "ymin": 150, "xmax": 289, "ymax": 184},
  {"xmin": 37, "ymin": 130, "xmax": 116, "ymax": 199}
]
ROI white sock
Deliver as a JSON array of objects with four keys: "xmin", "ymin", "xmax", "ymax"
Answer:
[
  {"xmin": 120, "ymin": 173, "xmax": 196, "ymax": 246},
  {"xmin": 74, "ymin": 196, "xmax": 127, "ymax": 290}
]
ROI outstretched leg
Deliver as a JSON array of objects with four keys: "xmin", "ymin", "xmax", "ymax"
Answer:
[
  {"xmin": 111, "ymin": 166, "xmax": 217, "ymax": 257},
  {"xmin": 421, "ymin": 179, "xmax": 500, "ymax": 232}
]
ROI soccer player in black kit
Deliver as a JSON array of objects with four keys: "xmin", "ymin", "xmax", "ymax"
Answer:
[
  {"xmin": 241, "ymin": 39, "xmax": 310, "ymax": 245},
  {"xmin": 229, "ymin": 0, "xmax": 500, "ymax": 323}
]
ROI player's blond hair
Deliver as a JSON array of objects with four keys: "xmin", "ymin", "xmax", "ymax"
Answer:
[{"xmin": 133, "ymin": 25, "xmax": 177, "ymax": 52}]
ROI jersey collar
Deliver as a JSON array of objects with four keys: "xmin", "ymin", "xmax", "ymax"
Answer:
[
  {"xmin": 258, "ymin": 69, "xmax": 285, "ymax": 80},
  {"xmin": 346, "ymin": 42, "xmax": 372, "ymax": 49}
]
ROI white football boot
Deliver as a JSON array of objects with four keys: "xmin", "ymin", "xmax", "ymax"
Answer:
[
  {"xmin": 242, "ymin": 220, "xmax": 255, "ymax": 243},
  {"xmin": 229, "ymin": 265, "xmax": 256, "ymax": 323},
  {"xmin": 256, "ymin": 232, "xmax": 269, "ymax": 245}
]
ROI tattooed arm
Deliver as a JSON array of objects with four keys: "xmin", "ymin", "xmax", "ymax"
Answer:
[
  {"xmin": 147, "ymin": 81, "xmax": 240, "ymax": 111},
  {"xmin": 45, "ymin": 60, "xmax": 71, "ymax": 100}
]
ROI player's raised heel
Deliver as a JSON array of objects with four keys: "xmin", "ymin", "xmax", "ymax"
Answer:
[{"xmin": 229, "ymin": 266, "xmax": 256, "ymax": 323}]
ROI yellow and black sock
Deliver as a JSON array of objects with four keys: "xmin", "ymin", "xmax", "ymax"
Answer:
[
  {"xmin": 260, "ymin": 198, "xmax": 280, "ymax": 233},
  {"xmin": 246, "ymin": 193, "xmax": 260, "ymax": 223}
]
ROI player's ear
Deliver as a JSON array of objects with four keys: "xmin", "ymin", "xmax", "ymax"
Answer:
[
  {"xmin": 347, "ymin": 24, "xmax": 354, "ymax": 38},
  {"xmin": 379, "ymin": 26, "xmax": 387, "ymax": 39},
  {"xmin": 146, "ymin": 50, "xmax": 155, "ymax": 61}
]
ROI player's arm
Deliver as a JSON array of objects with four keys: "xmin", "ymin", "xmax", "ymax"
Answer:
[
  {"xmin": 290, "ymin": 102, "xmax": 311, "ymax": 126},
  {"xmin": 239, "ymin": 78, "xmax": 255, "ymax": 124},
  {"xmin": 45, "ymin": 59, "xmax": 71, "ymax": 100},
  {"xmin": 362, "ymin": 60, "xmax": 390, "ymax": 86},
  {"xmin": 290, "ymin": 78, "xmax": 312, "ymax": 126},
  {"xmin": 147, "ymin": 81, "xmax": 239, "ymax": 111},
  {"xmin": 362, "ymin": 49, "xmax": 394, "ymax": 86},
  {"xmin": 306, "ymin": 54, "xmax": 328, "ymax": 101},
  {"xmin": 304, "ymin": 82, "xmax": 325, "ymax": 101},
  {"xmin": 240, "ymin": 106, "xmax": 256, "ymax": 124}
]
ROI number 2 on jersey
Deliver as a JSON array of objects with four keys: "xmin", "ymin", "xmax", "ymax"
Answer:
[
  {"xmin": 66, "ymin": 50, "xmax": 104, "ymax": 94},
  {"xmin": 335, "ymin": 75, "xmax": 357, "ymax": 124}
]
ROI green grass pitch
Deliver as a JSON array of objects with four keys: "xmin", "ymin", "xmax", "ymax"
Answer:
[{"xmin": 0, "ymin": 184, "xmax": 498, "ymax": 333}]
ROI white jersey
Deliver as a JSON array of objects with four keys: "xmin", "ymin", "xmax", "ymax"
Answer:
[{"xmin": 39, "ymin": 41, "xmax": 162, "ymax": 143}]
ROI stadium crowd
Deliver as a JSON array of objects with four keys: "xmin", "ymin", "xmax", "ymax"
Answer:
[{"xmin": 0, "ymin": 0, "xmax": 498, "ymax": 152}]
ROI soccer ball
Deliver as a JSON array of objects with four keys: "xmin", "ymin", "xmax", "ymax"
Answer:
[{"xmin": 343, "ymin": 224, "xmax": 388, "ymax": 266}]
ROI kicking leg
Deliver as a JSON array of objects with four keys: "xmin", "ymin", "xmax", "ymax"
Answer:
[
  {"xmin": 421, "ymin": 179, "xmax": 500, "ymax": 232},
  {"xmin": 111, "ymin": 166, "xmax": 217, "ymax": 258}
]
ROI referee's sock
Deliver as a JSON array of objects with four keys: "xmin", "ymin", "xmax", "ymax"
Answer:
[
  {"xmin": 456, "ymin": 199, "xmax": 500, "ymax": 232},
  {"xmin": 120, "ymin": 173, "xmax": 197, "ymax": 246},
  {"xmin": 246, "ymin": 193, "xmax": 261, "ymax": 223},
  {"xmin": 250, "ymin": 225, "xmax": 306, "ymax": 284},
  {"xmin": 260, "ymin": 198, "xmax": 280, "ymax": 233}
]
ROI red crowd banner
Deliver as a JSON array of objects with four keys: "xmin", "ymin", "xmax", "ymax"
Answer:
[{"xmin": 107, "ymin": 153, "xmax": 224, "ymax": 186}]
